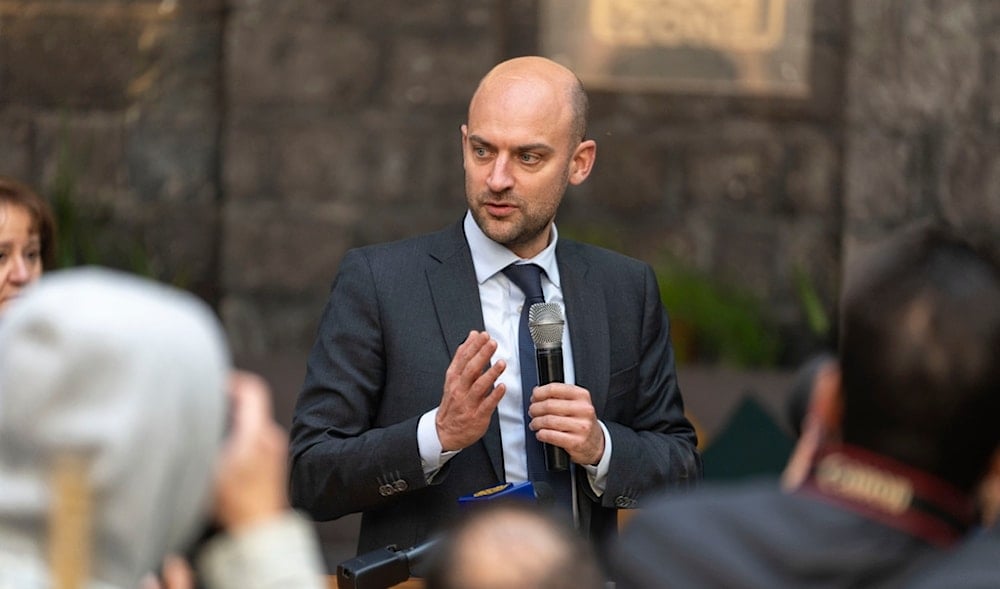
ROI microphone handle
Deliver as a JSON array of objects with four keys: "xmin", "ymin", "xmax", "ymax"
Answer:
[{"xmin": 535, "ymin": 347, "xmax": 570, "ymax": 471}]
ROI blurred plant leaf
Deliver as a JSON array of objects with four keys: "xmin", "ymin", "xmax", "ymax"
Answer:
[
  {"xmin": 655, "ymin": 257, "xmax": 781, "ymax": 368},
  {"xmin": 792, "ymin": 265, "xmax": 830, "ymax": 338}
]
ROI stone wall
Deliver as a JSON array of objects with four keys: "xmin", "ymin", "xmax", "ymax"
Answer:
[
  {"xmin": 7, "ymin": 1, "xmax": 997, "ymax": 366},
  {"xmin": 218, "ymin": 0, "xmax": 848, "ymax": 362},
  {"xmin": 0, "ymin": 0, "xmax": 225, "ymax": 302},
  {"xmin": 843, "ymin": 0, "xmax": 1000, "ymax": 276},
  {"xmin": 220, "ymin": 0, "xmax": 502, "ymax": 356},
  {"xmin": 5, "ymin": 0, "xmax": 999, "ymax": 571}
]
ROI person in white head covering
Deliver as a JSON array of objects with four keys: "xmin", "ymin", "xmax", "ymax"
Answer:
[{"xmin": 0, "ymin": 267, "xmax": 325, "ymax": 589}]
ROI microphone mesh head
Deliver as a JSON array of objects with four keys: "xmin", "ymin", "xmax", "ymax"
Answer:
[{"xmin": 528, "ymin": 303, "xmax": 564, "ymax": 349}]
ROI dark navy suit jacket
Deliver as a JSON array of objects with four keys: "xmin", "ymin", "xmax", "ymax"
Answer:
[{"xmin": 289, "ymin": 218, "xmax": 700, "ymax": 554}]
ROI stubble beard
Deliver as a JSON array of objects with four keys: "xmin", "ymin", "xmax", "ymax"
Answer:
[{"xmin": 468, "ymin": 190, "xmax": 557, "ymax": 254}]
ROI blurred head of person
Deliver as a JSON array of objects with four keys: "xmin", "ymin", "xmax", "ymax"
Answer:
[
  {"xmin": 0, "ymin": 267, "xmax": 229, "ymax": 588},
  {"xmin": 839, "ymin": 224, "xmax": 1000, "ymax": 493},
  {"xmin": 425, "ymin": 500, "xmax": 604, "ymax": 589},
  {"xmin": 0, "ymin": 177, "xmax": 56, "ymax": 315}
]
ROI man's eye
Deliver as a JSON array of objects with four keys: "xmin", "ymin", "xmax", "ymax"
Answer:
[{"xmin": 520, "ymin": 153, "xmax": 540, "ymax": 164}]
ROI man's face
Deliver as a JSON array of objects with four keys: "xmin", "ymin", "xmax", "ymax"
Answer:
[{"xmin": 462, "ymin": 75, "xmax": 592, "ymax": 259}]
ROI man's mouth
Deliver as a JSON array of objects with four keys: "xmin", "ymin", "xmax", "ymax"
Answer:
[{"xmin": 484, "ymin": 201, "xmax": 516, "ymax": 217}]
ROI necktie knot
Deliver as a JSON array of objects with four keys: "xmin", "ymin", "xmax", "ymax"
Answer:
[{"xmin": 502, "ymin": 263, "xmax": 544, "ymax": 305}]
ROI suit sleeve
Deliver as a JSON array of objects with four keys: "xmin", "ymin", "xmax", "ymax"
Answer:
[
  {"xmin": 590, "ymin": 262, "xmax": 702, "ymax": 508},
  {"xmin": 288, "ymin": 249, "xmax": 433, "ymax": 521}
]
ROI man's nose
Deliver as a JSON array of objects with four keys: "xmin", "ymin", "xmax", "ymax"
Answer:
[{"xmin": 486, "ymin": 155, "xmax": 515, "ymax": 193}]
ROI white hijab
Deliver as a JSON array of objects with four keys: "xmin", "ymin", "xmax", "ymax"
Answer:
[{"xmin": 0, "ymin": 268, "xmax": 229, "ymax": 588}]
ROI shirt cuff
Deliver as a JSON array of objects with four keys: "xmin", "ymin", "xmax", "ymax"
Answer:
[
  {"xmin": 418, "ymin": 408, "xmax": 460, "ymax": 480},
  {"xmin": 581, "ymin": 420, "xmax": 612, "ymax": 496}
]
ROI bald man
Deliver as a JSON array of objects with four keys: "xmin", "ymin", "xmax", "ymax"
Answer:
[
  {"xmin": 290, "ymin": 56, "xmax": 700, "ymax": 558},
  {"xmin": 425, "ymin": 501, "xmax": 604, "ymax": 589}
]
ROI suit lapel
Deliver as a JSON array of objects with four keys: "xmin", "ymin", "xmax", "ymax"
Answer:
[
  {"xmin": 426, "ymin": 220, "xmax": 505, "ymax": 482},
  {"xmin": 426, "ymin": 222, "xmax": 484, "ymax": 355},
  {"xmin": 558, "ymin": 242, "xmax": 610, "ymax": 416}
]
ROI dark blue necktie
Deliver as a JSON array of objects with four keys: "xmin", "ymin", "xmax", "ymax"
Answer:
[{"xmin": 502, "ymin": 263, "xmax": 572, "ymax": 511}]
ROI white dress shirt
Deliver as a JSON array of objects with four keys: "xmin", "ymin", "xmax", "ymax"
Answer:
[{"xmin": 416, "ymin": 212, "xmax": 611, "ymax": 496}]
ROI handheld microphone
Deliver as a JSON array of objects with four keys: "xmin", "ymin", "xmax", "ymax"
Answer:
[
  {"xmin": 528, "ymin": 303, "xmax": 570, "ymax": 472},
  {"xmin": 336, "ymin": 481, "xmax": 555, "ymax": 589}
]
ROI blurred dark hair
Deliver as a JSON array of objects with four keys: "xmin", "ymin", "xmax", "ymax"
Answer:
[
  {"xmin": 0, "ymin": 176, "xmax": 57, "ymax": 269},
  {"xmin": 839, "ymin": 223, "xmax": 1000, "ymax": 492}
]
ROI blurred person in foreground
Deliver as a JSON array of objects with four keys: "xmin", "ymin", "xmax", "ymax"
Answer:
[
  {"xmin": 289, "ymin": 55, "xmax": 699, "ymax": 558},
  {"xmin": 609, "ymin": 224, "xmax": 1000, "ymax": 588},
  {"xmin": 424, "ymin": 500, "xmax": 604, "ymax": 589},
  {"xmin": 0, "ymin": 176, "xmax": 56, "ymax": 317},
  {"xmin": 0, "ymin": 268, "xmax": 325, "ymax": 589},
  {"xmin": 903, "ymin": 474, "xmax": 1000, "ymax": 588},
  {"xmin": 905, "ymin": 395, "xmax": 1000, "ymax": 587}
]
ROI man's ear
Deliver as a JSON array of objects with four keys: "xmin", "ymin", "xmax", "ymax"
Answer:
[
  {"xmin": 568, "ymin": 139, "xmax": 596, "ymax": 185},
  {"xmin": 809, "ymin": 362, "xmax": 843, "ymax": 438},
  {"xmin": 978, "ymin": 448, "xmax": 1000, "ymax": 527},
  {"xmin": 460, "ymin": 124, "xmax": 470, "ymax": 168},
  {"xmin": 781, "ymin": 361, "xmax": 842, "ymax": 491}
]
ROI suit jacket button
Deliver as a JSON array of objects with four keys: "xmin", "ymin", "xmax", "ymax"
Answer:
[
  {"xmin": 615, "ymin": 496, "xmax": 635, "ymax": 508},
  {"xmin": 379, "ymin": 484, "xmax": 394, "ymax": 497},
  {"xmin": 393, "ymin": 479, "xmax": 408, "ymax": 492}
]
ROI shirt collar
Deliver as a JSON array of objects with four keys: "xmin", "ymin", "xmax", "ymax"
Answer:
[{"xmin": 463, "ymin": 211, "xmax": 561, "ymax": 287}]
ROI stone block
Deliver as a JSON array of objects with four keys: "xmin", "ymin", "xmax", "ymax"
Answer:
[
  {"xmin": 352, "ymin": 204, "xmax": 463, "ymax": 249},
  {"xmin": 780, "ymin": 125, "xmax": 840, "ymax": 216},
  {"xmin": 848, "ymin": 0, "xmax": 981, "ymax": 127},
  {"xmin": 0, "ymin": 114, "xmax": 33, "ymax": 181},
  {"xmin": 684, "ymin": 123, "xmax": 784, "ymax": 213},
  {"xmin": 362, "ymin": 114, "xmax": 465, "ymax": 209},
  {"xmin": 223, "ymin": 110, "xmax": 372, "ymax": 204},
  {"xmin": 987, "ymin": 31, "xmax": 1000, "ymax": 126},
  {"xmin": 843, "ymin": 127, "xmax": 920, "ymax": 225},
  {"xmin": 221, "ymin": 201, "xmax": 357, "ymax": 294},
  {"xmin": 385, "ymin": 36, "xmax": 498, "ymax": 109},
  {"xmin": 708, "ymin": 215, "xmax": 781, "ymax": 300},
  {"xmin": 582, "ymin": 135, "xmax": 676, "ymax": 214},
  {"xmin": 777, "ymin": 217, "xmax": 840, "ymax": 307},
  {"xmin": 803, "ymin": 40, "xmax": 848, "ymax": 121},
  {"xmin": 175, "ymin": 0, "xmax": 226, "ymax": 16},
  {"xmin": 342, "ymin": 0, "xmax": 495, "ymax": 29},
  {"xmin": 222, "ymin": 291, "xmax": 330, "ymax": 359},
  {"xmin": 32, "ymin": 112, "xmax": 130, "ymax": 205},
  {"xmin": 226, "ymin": 16, "xmax": 378, "ymax": 108},
  {"xmin": 811, "ymin": 0, "xmax": 847, "ymax": 37},
  {"xmin": 133, "ymin": 20, "xmax": 223, "ymax": 117},
  {"xmin": 226, "ymin": 0, "xmax": 492, "ymax": 27},
  {"xmin": 125, "ymin": 110, "xmax": 220, "ymax": 204},
  {"xmin": 940, "ymin": 131, "xmax": 1000, "ymax": 229},
  {"xmin": 225, "ymin": 0, "xmax": 347, "ymax": 22},
  {"xmin": 1, "ymin": 12, "xmax": 143, "ymax": 109},
  {"xmin": 116, "ymin": 199, "xmax": 220, "ymax": 300}
]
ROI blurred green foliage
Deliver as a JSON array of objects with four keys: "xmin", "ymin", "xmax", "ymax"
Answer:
[
  {"xmin": 793, "ymin": 265, "xmax": 831, "ymax": 339},
  {"xmin": 47, "ymin": 127, "xmax": 159, "ymax": 279},
  {"xmin": 561, "ymin": 224, "xmax": 781, "ymax": 368},
  {"xmin": 655, "ymin": 256, "xmax": 781, "ymax": 368}
]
